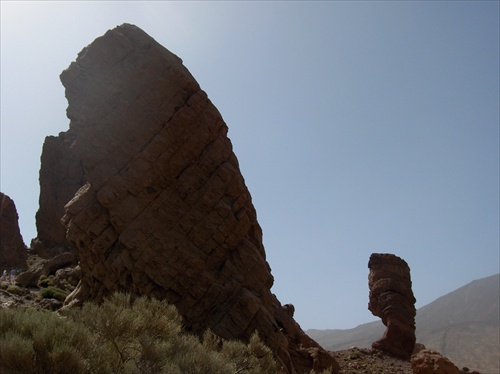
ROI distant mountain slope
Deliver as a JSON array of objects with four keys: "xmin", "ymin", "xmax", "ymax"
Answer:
[
  {"xmin": 308, "ymin": 273, "xmax": 500, "ymax": 373},
  {"xmin": 307, "ymin": 321, "xmax": 384, "ymax": 352},
  {"xmin": 417, "ymin": 273, "xmax": 499, "ymax": 330},
  {"xmin": 416, "ymin": 273, "xmax": 499, "ymax": 373}
]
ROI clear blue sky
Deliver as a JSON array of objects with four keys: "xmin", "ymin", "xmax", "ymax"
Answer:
[{"xmin": 1, "ymin": 1, "xmax": 498, "ymax": 330}]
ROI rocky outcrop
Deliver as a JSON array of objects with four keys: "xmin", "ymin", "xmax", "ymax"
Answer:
[
  {"xmin": 411, "ymin": 349, "xmax": 460, "ymax": 374},
  {"xmin": 16, "ymin": 252, "xmax": 77, "ymax": 287},
  {"xmin": 33, "ymin": 130, "xmax": 84, "ymax": 253},
  {"xmin": 51, "ymin": 23, "xmax": 338, "ymax": 373},
  {"xmin": 0, "ymin": 192, "xmax": 27, "ymax": 269},
  {"xmin": 368, "ymin": 253, "xmax": 416, "ymax": 360}
]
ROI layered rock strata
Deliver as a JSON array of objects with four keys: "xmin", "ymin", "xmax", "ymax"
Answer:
[
  {"xmin": 0, "ymin": 192, "xmax": 27, "ymax": 269},
  {"xmin": 368, "ymin": 253, "xmax": 416, "ymax": 360},
  {"xmin": 54, "ymin": 24, "xmax": 337, "ymax": 373}
]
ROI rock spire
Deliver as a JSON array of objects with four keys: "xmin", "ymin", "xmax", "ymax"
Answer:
[
  {"xmin": 368, "ymin": 253, "xmax": 416, "ymax": 360},
  {"xmin": 0, "ymin": 192, "xmax": 27, "ymax": 270},
  {"xmin": 46, "ymin": 23, "xmax": 338, "ymax": 373}
]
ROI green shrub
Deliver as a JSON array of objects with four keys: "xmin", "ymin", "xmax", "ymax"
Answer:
[
  {"xmin": 6, "ymin": 285, "xmax": 25, "ymax": 295},
  {"xmin": 64, "ymin": 293, "xmax": 185, "ymax": 372},
  {"xmin": 66, "ymin": 293, "xmax": 279, "ymax": 373},
  {"xmin": 0, "ymin": 293, "xmax": 279, "ymax": 373},
  {"xmin": 219, "ymin": 331, "xmax": 278, "ymax": 373},
  {"xmin": 0, "ymin": 307, "xmax": 110, "ymax": 373},
  {"xmin": 37, "ymin": 274, "xmax": 52, "ymax": 288},
  {"xmin": 39, "ymin": 286, "xmax": 69, "ymax": 302}
]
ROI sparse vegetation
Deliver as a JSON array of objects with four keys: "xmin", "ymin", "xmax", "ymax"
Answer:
[
  {"xmin": 5, "ymin": 285, "xmax": 25, "ymax": 296},
  {"xmin": 0, "ymin": 292, "xmax": 279, "ymax": 373},
  {"xmin": 37, "ymin": 274, "xmax": 53, "ymax": 288},
  {"xmin": 0, "ymin": 306, "xmax": 108, "ymax": 373},
  {"xmin": 38, "ymin": 286, "xmax": 69, "ymax": 302}
]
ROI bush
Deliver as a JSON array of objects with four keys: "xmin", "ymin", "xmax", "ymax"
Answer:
[
  {"xmin": 0, "ymin": 307, "xmax": 110, "ymax": 373},
  {"xmin": 66, "ymin": 293, "xmax": 279, "ymax": 373},
  {"xmin": 0, "ymin": 292, "xmax": 279, "ymax": 373},
  {"xmin": 6, "ymin": 285, "xmax": 26, "ymax": 296},
  {"xmin": 218, "ymin": 331, "xmax": 278, "ymax": 373},
  {"xmin": 39, "ymin": 286, "xmax": 69, "ymax": 302},
  {"xmin": 37, "ymin": 274, "xmax": 52, "ymax": 288}
]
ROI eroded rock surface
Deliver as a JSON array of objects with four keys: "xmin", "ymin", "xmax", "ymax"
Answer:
[
  {"xmin": 34, "ymin": 130, "xmax": 84, "ymax": 253},
  {"xmin": 0, "ymin": 192, "xmax": 27, "ymax": 269},
  {"xmin": 16, "ymin": 252, "xmax": 77, "ymax": 288},
  {"xmin": 411, "ymin": 349, "xmax": 460, "ymax": 374},
  {"xmin": 368, "ymin": 253, "xmax": 416, "ymax": 360},
  {"xmin": 54, "ymin": 23, "xmax": 337, "ymax": 373}
]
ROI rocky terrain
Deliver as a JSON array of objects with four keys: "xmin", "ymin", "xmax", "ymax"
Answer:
[
  {"xmin": 0, "ymin": 23, "xmax": 485, "ymax": 374},
  {"xmin": 2, "ymin": 24, "xmax": 337, "ymax": 373},
  {"xmin": 309, "ymin": 274, "xmax": 500, "ymax": 373},
  {"xmin": 0, "ymin": 278, "xmax": 476, "ymax": 374}
]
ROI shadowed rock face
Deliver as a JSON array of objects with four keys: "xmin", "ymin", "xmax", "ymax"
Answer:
[
  {"xmin": 0, "ymin": 192, "xmax": 27, "ymax": 270},
  {"xmin": 34, "ymin": 130, "xmax": 84, "ymax": 252},
  {"xmin": 368, "ymin": 253, "xmax": 416, "ymax": 360},
  {"xmin": 54, "ymin": 24, "xmax": 337, "ymax": 373}
]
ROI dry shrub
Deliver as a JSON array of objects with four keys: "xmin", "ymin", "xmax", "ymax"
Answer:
[
  {"xmin": 73, "ymin": 293, "xmax": 279, "ymax": 373},
  {"xmin": 0, "ymin": 307, "xmax": 110, "ymax": 373},
  {"xmin": 0, "ymin": 292, "xmax": 279, "ymax": 373}
]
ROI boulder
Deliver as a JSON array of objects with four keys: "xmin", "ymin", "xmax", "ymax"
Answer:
[
  {"xmin": 0, "ymin": 192, "xmax": 27, "ymax": 270},
  {"xmin": 411, "ymin": 349, "xmax": 460, "ymax": 374},
  {"xmin": 53, "ymin": 266, "xmax": 81, "ymax": 288},
  {"xmin": 16, "ymin": 252, "xmax": 77, "ymax": 287},
  {"xmin": 368, "ymin": 253, "xmax": 416, "ymax": 360},
  {"xmin": 54, "ymin": 23, "xmax": 337, "ymax": 373}
]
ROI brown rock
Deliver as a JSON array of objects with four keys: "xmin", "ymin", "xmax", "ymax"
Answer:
[
  {"xmin": 0, "ymin": 192, "xmax": 27, "ymax": 269},
  {"xmin": 53, "ymin": 23, "xmax": 337, "ymax": 373},
  {"xmin": 34, "ymin": 130, "xmax": 85, "ymax": 252},
  {"xmin": 368, "ymin": 253, "xmax": 416, "ymax": 360},
  {"xmin": 38, "ymin": 298, "xmax": 64, "ymax": 311},
  {"xmin": 16, "ymin": 252, "xmax": 77, "ymax": 287},
  {"xmin": 411, "ymin": 349, "xmax": 460, "ymax": 374},
  {"xmin": 53, "ymin": 266, "xmax": 81, "ymax": 288}
]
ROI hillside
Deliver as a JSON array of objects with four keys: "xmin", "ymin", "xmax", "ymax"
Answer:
[{"xmin": 308, "ymin": 273, "xmax": 500, "ymax": 373}]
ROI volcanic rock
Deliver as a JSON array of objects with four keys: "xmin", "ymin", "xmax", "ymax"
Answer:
[
  {"xmin": 411, "ymin": 349, "xmax": 460, "ymax": 374},
  {"xmin": 0, "ymin": 192, "xmax": 27, "ymax": 270},
  {"xmin": 34, "ymin": 130, "xmax": 84, "ymax": 253},
  {"xmin": 368, "ymin": 253, "xmax": 416, "ymax": 360},
  {"xmin": 16, "ymin": 252, "xmax": 77, "ymax": 287},
  {"xmin": 51, "ymin": 23, "xmax": 338, "ymax": 373}
]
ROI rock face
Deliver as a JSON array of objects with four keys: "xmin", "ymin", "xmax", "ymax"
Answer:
[
  {"xmin": 34, "ymin": 130, "xmax": 84, "ymax": 252},
  {"xmin": 51, "ymin": 24, "xmax": 338, "ymax": 373},
  {"xmin": 368, "ymin": 253, "xmax": 416, "ymax": 360},
  {"xmin": 0, "ymin": 192, "xmax": 27, "ymax": 270}
]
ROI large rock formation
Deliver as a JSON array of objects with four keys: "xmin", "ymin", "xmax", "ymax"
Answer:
[
  {"xmin": 48, "ymin": 23, "xmax": 338, "ymax": 373},
  {"xmin": 368, "ymin": 253, "xmax": 416, "ymax": 360},
  {"xmin": 0, "ymin": 192, "xmax": 27, "ymax": 270},
  {"xmin": 33, "ymin": 130, "xmax": 84, "ymax": 253}
]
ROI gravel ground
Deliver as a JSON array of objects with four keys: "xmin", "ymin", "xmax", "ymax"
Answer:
[{"xmin": 332, "ymin": 347, "xmax": 412, "ymax": 374}]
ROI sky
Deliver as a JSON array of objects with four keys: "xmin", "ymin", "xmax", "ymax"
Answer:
[{"xmin": 1, "ymin": 1, "xmax": 498, "ymax": 330}]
